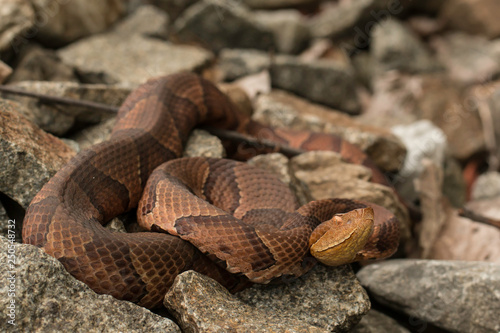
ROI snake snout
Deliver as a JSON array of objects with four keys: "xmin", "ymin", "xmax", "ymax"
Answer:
[{"xmin": 308, "ymin": 207, "xmax": 375, "ymax": 266}]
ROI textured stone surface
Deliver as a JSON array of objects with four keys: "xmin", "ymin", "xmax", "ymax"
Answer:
[
  {"xmin": 6, "ymin": 44, "xmax": 77, "ymax": 83},
  {"xmin": 371, "ymin": 18, "xmax": 439, "ymax": 74},
  {"xmin": 0, "ymin": 237, "xmax": 180, "ymax": 332},
  {"xmin": 357, "ymin": 260, "xmax": 500, "ymax": 333},
  {"xmin": 5, "ymin": 81, "xmax": 129, "ymax": 135},
  {"xmin": 243, "ymin": 0, "xmax": 319, "ymax": 9},
  {"xmin": 431, "ymin": 32, "xmax": 500, "ymax": 85},
  {"xmin": 165, "ymin": 265, "xmax": 369, "ymax": 332},
  {"xmin": 253, "ymin": 90, "xmax": 405, "ymax": 172},
  {"xmin": 270, "ymin": 55, "xmax": 360, "ymax": 114},
  {"xmin": 471, "ymin": 171, "xmax": 500, "ymax": 200},
  {"xmin": 0, "ymin": 60, "xmax": 12, "ymax": 83},
  {"xmin": 440, "ymin": 0, "xmax": 500, "ymax": 39},
  {"xmin": 173, "ymin": 0, "xmax": 275, "ymax": 52},
  {"xmin": 290, "ymin": 151, "xmax": 410, "ymax": 241},
  {"xmin": 183, "ymin": 129, "xmax": 226, "ymax": 158},
  {"xmin": 0, "ymin": 100, "xmax": 75, "ymax": 209},
  {"xmin": 218, "ymin": 48, "xmax": 271, "ymax": 81},
  {"xmin": 253, "ymin": 9, "xmax": 310, "ymax": 54},
  {"xmin": 351, "ymin": 310, "xmax": 410, "ymax": 333},
  {"xmin": 145, "ymin": 0, "xmax": 197, "ymax": 20},
  {"xmin": 0, "ymin": 0, "xmax": 34, "ymax": 56},
  {"xmin": 31, "ymin": 0, "xmax": 128, "ymax": 47}
]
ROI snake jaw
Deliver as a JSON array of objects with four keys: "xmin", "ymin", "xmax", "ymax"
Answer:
[{"xmin": 309, "ymin": 207, "xmax": 375, "ymax": 266}]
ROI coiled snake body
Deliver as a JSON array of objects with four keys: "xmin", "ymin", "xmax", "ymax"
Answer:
[{"xmin": 23, "ymin": 73, "xmax": 399, "ymax": 308}]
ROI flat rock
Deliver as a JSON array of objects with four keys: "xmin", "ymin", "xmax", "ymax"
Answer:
[
  {"xmin": 4, "ymin": 81, "xmax": 129, "ymax": 135},
  {"xmin": 0, "ymin": 60, "xmax": 12, "ymax": 83},
  {"xmin": 58, "ymin": 6, "xmax": 210, "ymax": 84},
  {"xmin": 183, "ymin": 129, "xmax": 226, "ymax": 158},
  {"xmin": 351, "ymin": 310, "xmax": 410, "ymax": 333},
  {"xmin": 242, "ymin": 0, "xmax": 319, "ymax": 9},
  {"xmin": 6, "ymin": 44, "xmax": 77, "ymax": 83},
  {"xmin": 31, "ymin": 0, "xmax": 128, "ymax": 47},
  {"xmin": 440, "ymin": 0, "xmax": 500, "ymax": 39},
  {"xmin": 165, "ymin": 264, "xmax": 369, "ymax": 332},
  {"xmin": 0, "ymin": 0, "xmax": 34, "ymax": 56},
  {"xmin": 253, "ymin": 9, "xmax": 310, "ymax": 54},
  {"xmin": 371, "ymin": 18, "xmax": 439, "ymax": 74},
  {"xmin": 290, "ymin": 151, "xmax": 410, "ymax": 241},
  {"xmin": 471, "ymin": 171, "xmax": 500, "ymax": 200},
  {"xmin": 0, "ymin": 237, "xmax": 180, "ymax": 332},
  {"xmin": 0, "ymin": 100, "xmax": 75, "ymax": 209},
  {"xmin": 431, "ymin": 32, "xmax": 500, "ymax": 85},
  {"xmin": 357, "ymin": 260, "xmax": 500, "ymax": 333},
  {"xmin": 172, "ymin": 0, "xmax": 275, "ymax": 52},
  {"xmin": 253, "ymin": 89, "xmax": 405, "ymax": 172},
  {"xmin": 270, "ymin": 55, "xmax": 360, "ymax": 114}
]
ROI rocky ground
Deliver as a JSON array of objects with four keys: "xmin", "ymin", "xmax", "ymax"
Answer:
[{"xmin": 0, "ymin": 0, "xmax": 499, "ymax": 332}]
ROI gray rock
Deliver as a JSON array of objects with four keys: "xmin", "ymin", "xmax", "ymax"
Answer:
[
  {"xmin": 391, "ymin": 120, "xmax": 447, "ymax": 204},
  {"xmin": 0, "ymin": 60, "xmax": 12, "ymax": 83},
  {"xmin": 243, "ymin": 0, "xmax": 319, "ymax": 9},
  {"xmin": 70, "ymin": 117, "xmax": 116, "ymax": 151},
  {"xmin": 351, "ymin": 310, "xmax": 410, "ymax": 333},
  {"xmin": 0, "ymin": 0, "xmax": 34, "ymax": 57},
  {"xmin": 0, "ymin": 203, "xmax": 10, "ymax": 241},
  {"xmin": 172, "ymin": 0, "xmax": 275, "ymax": 52},
  {"xmin": 146, "ymin": 0, "xmax": 197, "ymax": 21},
  {"xmin": 6, "ymin": 44, "xmax": 78, "ymax": 83},
  {"xmin": 218, "ymin": 48, "xmax": 271, "ymax": 81},
  {"xmin": 431, "ymin": 32, "xmax": 500, "ymax": 85},
  {"xmin": 112, "ymin": 4, "xmax": 169, "ymax": 38},
  {"xmin": 270, "ymin": 55, "xmax": 360, "ymax": 114},
  {"xmin": 471, "ymin": 171, "xmax": 500, "ymax": 200},
  {"xmin": 253, "ymin": 9, "xmax": 310, "ymax": 54},
  {"xmin": 165, "ymin": 264, "xmax": 369, "ymax": 332},
  {"xmin": 0, "ymin": 237, "xmax": 180, "ymax": 332},
  {"xmin": 5, "ymin": 81, "xmax": 129, "ymax": 135},
  {"xmin": 357, "ymin": 260, "xmax": 500, "ymax": 333},
  {"xmin": 290, "ymin": 151, "xmax": 410, "ymax": 241},
  {"xmin": 0, "ymin": 100, "xmax": 75, "ymax": 209},
  {"xmin": 183, "ymin": 129, "xmax": 226, "ymax": 158},
  {"xmin": 371, "ymin": 18, "xmax": 439, "ymax": 74},
  {"xmin": 31, "ymin": 0, "xmax": 128, "ymax": 47},
  {"xmin": 253, "ymin": 90, "xmax": 405, "ymax": 172},
  {"xmin": 442, "ymin": 155, "xmax": 467, "ymax": 207},
  {"xmin": 440, "ymin": 0, "xmax": 500, "ymax": 39}
]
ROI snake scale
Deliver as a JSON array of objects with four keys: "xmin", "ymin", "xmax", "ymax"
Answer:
[{"xmin": 22, "ymin": 73, "xmax": 400, "ymax": 309}]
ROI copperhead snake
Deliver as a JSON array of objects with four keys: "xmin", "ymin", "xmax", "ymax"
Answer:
[{"xmin": 22, "ymin": 73, "xmax": 400, "ymax": 309}]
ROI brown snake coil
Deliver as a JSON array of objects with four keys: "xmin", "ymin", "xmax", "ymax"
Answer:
[{"xmin": 23, "ymin": 73, "xmax": 400, "ymax": 309}]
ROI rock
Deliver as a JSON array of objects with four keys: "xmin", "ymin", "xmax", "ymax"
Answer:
[
  {"xmin": 363, "ymin": 73, "xmax": 486, "ymax": 160},
  {"xmin": 308, "ymin": 0, "xmax": 411, "ymax": 40},
  {"xmin": 70, "ymin": 117, "xmax": 116, "ymax": 151},
  {"xmin": 4, "ymin": 81, "xmax": 129, "ymax": 135},
  {"xmin": 253, "ymin": 9, "xmax": 310, "ymax": 54},
  {"xmin": 0, "ymin": 60, "xmax": 12, "ymax": 83},
  {"xmin": 253, "ymin": 89, "xmax": 406, "ymax": 172},
  {"xmin": 0, "ymin": 237, "xmax": 180, "ymax": 332},
  {"xmin": 218, "ymin": 48, "xmax": 270, "ymax": 81},
  {"xmin": 172, "ymin": 0, "xmax": 275, "ymax": 52},
  {"xmin": 270, "ymin": 55, "xmax": 360, "ymax": 114},
  {"xmin": 357, "ymin": 260, "xmax": 500, "ymax": 333},
  {"xmin": 0, "ymin": 0, "xmax": 34, "ymax": 57},
  {"xmin": 371, "ymin": 18, "xmax": 439, "ymax": 74},
  {"xmin": 165, "ymin": 264, "xmax": 369, "ymax": 332},
  {"xmin": 391, "ymin": 120, "xmax": 447, "ymax": 204},
  {"xmin": 145, "ymin": 0, "xmax": 197, "ymax": 21},
  {"xmin": 442, "ymin": 155, "xmax": 467, "ymax": 207},
  {"xmin": 0, "ymin": 100, "xmax": 75, "ymax": 209},
  {"xmin": 430, "ymin": 32, "xmax": 500, "ymax": 85},
  {"xmin": 290, "ymin": 151, "xmax": 410, "ymax": 241},
  {"xmin": 351, "ymin": 310, "xmax": 410, "ymax": 333},
  {"xmin": 112, "ymin": 5, "xmax": 169, "ymax": 39},
  {"xmin": 59, "ymin": 34, "xmax": 211, "ymax": 85},
  {"xmin": 440, "ymin": 0, "xmax": 500, "ymax": 39},
  {"xmin": 429, "ymin": 201, "xmax": 500, "ymax": 263},
  {"xmin": 471, "ymin": 171, "xmax": 500, "ymax": 200},
  {"xmin": 31, "ymin": 0, "xmax": 128, "ymax": 47},
  {"xmin": 0, "ymin": 203, "xmax": 10, "ymax": 240},
  {"xmin": 6, "ymin": 44, "xmax": 77, "ymax": 83},
  {"xmin": 242, "ymin": 0, "xmax": 319, "ymax": 9},
  {"xmin": 183, "ymin": 129, "xmax": 226, "ymax": 158}
]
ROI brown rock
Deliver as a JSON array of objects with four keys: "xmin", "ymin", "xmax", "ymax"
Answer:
[
  {"xmin": 0, "ymin": 99, "xmax": 75, "ymax": 209},
  {"xmin": 440, "ymin": 0, "xmax": 500, "ymax": 39},
  {"xmin": 352, "ymin": 310, "xmax": 410, "ymax": 333},
  {"xmin": 0, "ymin": 0, "xmax": 34, "ymax": 56},
  {"xmin": 0, "ymin": 60, "xmax": 12, "ymax": 83}
]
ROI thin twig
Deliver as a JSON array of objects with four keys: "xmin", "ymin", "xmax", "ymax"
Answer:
[{"xmin": 458, "ymin": 207, "xmax": 500, "ymax": 230}]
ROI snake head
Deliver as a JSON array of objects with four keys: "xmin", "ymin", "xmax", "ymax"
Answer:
[{"xmin": 309, "ymin": 207, "xmax": 374, "ymax": 266}]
